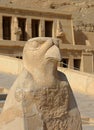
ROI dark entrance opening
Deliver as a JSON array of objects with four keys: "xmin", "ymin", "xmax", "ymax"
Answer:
[
  {"xmin": 32, "ymin": 19, "xmax": 40, "ymax": 37},
  {"xmin": 60, "ymin": 58, "xmax": 69, "ymax": 68},
  {"xmin": 74, "ymin": 59, "xmax": 81, "ymax": 70},
  {"xmin": 18, "ymin": 18, "xmax": 27, "ymax": 41},
  {"xmin": 0, "ymin": 94, "xmax": 7, "ymax": 101},
  {"xmin": 45, "ymin": 21, "xmax": 53, "ymax": 37},
  {"xmin": 3, "ymin": 16, "xmax": 11, "ymax": 40}
]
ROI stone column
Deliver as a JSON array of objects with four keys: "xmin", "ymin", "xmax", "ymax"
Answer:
[
  {"xmin": 52, "ymin": 20, "xmax": 57, "ymax": 37},
  {"xmin": 69, "ymin": 54, "xmax": 74, "ymax": 69},
  {"xmin": 70, "ymin": 19, "xmax": 75, "ymax": 45},
  {"xmin": 26, "ymin": 17, "xmax": 31, "ymax": 40},
  {"xmin": 61, "ymin": 18, "xmax": 75, "ymax": 44},
  {"xmin": 81, "ymin": 51, "xmax": 93, "ymax": 73},
  {"xmin": 11, "ymin": 16, "xmax": 18, "ymax": 41},
  {"xmin": 0, "ymin": 15, "xmax": 3, "ymax": 40},
  {"xmin": 39, "ymin": 19, "xmax": 45, "ymax": 37},
  {"xmin": 93, "ymin": 53, "xmax": 94, "ymax": 74}
]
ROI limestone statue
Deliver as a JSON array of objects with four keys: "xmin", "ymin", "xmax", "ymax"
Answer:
[{"xmin": 0, "ymin": 37, "xmax": 82, "ymax": 130}]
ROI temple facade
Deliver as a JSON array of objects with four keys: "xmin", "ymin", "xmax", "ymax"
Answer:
[{"xmin": 0, "ymin": 4, "xmax": 94, "ymax": 73}]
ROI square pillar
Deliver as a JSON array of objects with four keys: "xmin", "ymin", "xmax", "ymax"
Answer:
[
  {"xmin": 68, "ymin": 54, "xmax": 74, "ymax": 69},
  {"xmin": 26, "ymin": 17, "xmax": 31, "ymax": 40},
  {"xmin": 70, "ymin": 19, "xmax": 75, "ymax": 45},
  {"xmin": 61, "ymin": 18, "xmax": 75, "ymax": 44},
  {"xmin": 52, "ymin": 20, "xmax": 57, "ymax": 38},
  {"xmin": 39, "ymin": 19, "xmax": 45, "ymax": 37},
  {"xmin": 81, "ymin": 51, "xmax": 93, "ymax": 73},
  {"xmin": 11, "ymin": 16, "xmax": 18, "ymax": 41},
  {"xmin": 0, "ymin": 15, "xmax": 3, "ymax": 40}
]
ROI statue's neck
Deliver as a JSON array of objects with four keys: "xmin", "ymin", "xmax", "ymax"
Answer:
[{"xmin": 28, "ymin": 62, "xmax": 58, "ymax": 88}]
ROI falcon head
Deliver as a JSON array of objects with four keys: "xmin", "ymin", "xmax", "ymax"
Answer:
[{"xmin": 23, "ymin": 37, "xmax": 61, "ymax": 73}]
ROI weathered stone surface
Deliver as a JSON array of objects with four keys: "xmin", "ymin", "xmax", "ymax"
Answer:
[{"xmin": 0, "ymin": 37, "xmax": 82, "ymax": 130}]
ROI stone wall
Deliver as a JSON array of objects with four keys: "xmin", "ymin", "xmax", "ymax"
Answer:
[
  {"xmin": 58, "ymin": 67, "xmax": 94, "ymax": 97},
  {"xmin": 0, "ymin": 55, "xmax": 23, "ymax": 75}
]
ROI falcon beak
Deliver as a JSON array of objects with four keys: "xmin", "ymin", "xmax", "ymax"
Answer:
[{"xmin": 45, "ymin": 45, "xmax": 61, "ymax": 62}]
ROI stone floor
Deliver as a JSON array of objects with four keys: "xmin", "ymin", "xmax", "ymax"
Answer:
[
  {"xmin": 73, "ymin": 91, "xmax": 94, "ymax": 130},
  {"xmin": 0, "ymin": 72, "xmax": 17, "ymax": 89},
  {"xmin": 74, "ymin": 92, "xmax": 94, "ymax": 119},
  {"xmin": 83, "ymin": 125, "xmax": 94, "ymax": 130}
]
